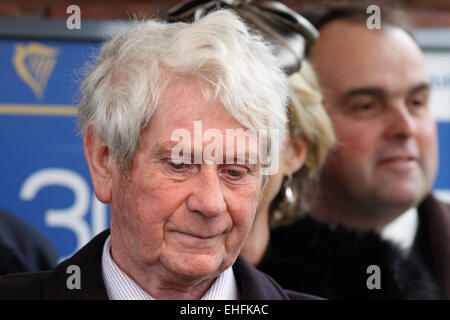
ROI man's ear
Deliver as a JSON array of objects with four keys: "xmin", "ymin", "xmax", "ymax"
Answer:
[
  {"xmin": 83, "ymin": 123, "xmax": 113, "ymax": 204},
  {"xmin": 283, "ymin": 137, "xmax": 308, "ymax": 176}
]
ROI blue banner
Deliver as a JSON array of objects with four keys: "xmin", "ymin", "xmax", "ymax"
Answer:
[{"xmin": 0, "ymin": 39, "xmax": 109, "ymax": 261}]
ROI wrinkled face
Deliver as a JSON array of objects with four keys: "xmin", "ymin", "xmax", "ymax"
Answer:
[
  {"xmin": 310, "ymin": 20, "xmax": 438, "ymax": 212},
  {"xmin": 109, "ymin": 81, "xmax": 263, "ymax": 282}
]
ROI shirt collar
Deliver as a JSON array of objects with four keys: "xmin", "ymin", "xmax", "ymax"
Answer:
[
  {"xmin": 101, "ymin": 235, "xmax": 238, "ymax": 300},
  {"xmin": 381, "ymin": 207, "xmax": 419, "ymax": 255}
]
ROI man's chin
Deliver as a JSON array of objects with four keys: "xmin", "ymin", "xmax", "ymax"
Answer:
[
  {"xmin": 162, "ymin": 253, "xmax": 231, "ymax": 281},
  {"xmin": 375, "ymin": 186, "xmax": 426, "ymax": 209}
]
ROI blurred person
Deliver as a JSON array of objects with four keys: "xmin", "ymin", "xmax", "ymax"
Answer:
[
  {"xmin": 243, "ymin": 61, "xmax": 440, "ymax": 299},
  {"xmin": 0, "ymin": 208, "xmax": 57, "ymax": 275},
  {"xmin": 0, "ymin": 10, "xmax": 319, "ymax": 300},
  {"xmin": 303, "ymin": 3, "xmax": 450, "ymax": 299}
]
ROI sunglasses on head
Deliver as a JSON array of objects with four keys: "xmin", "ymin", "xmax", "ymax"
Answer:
[{"xmin": 166, "ymin": 0, "xmax": 319, "ymax": 75}]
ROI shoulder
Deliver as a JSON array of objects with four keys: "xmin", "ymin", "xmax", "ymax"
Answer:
[
  {"xmin": 418, "ymin": 194, "xmax": 450, "ymax": 299},
  {"xmin": 0, "ymin": 209, "xmax": 49, "ymax": 246},
  {"xmin": 0, "ymin": 271, "xmax": 50, "ymax": 299},
  {"xmin": 0, "ymin": 209, "xmax": 57, "ymax": 273},
  {"xmin": 419, "ymin": 194, "xmax": 450, "ymax": 214},
  {"xmin": 0, "ymin": 230, "xmax": 110, "ymax": 300},
  {"xmin": 0, "ymin": 244, "xmax": 29, "ymax": 274}
]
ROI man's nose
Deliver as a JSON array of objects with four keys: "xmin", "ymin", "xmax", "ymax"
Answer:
[
  {"xmin": 187, "ymin": 167, "xmax": 227, "ymax": 218},
  {"xmin": 384, "ymin": 102, "xmax": 417, "ymax": 140}
]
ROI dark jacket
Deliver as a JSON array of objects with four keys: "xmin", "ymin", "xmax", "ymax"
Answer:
[
  {"xmin": 0, "ymin": 209, "xmax": 57, "ymax": 275},
  {"xmin": 414, "ymin": 195, "xmax": 450, "ymax": 299},
  {"xmin": 0, "ymin": 229, "xmax": 319, "ymax": 300},
  {"xmin": 258, "ymin": 196, "xmax": 449, "ymax": 300}
]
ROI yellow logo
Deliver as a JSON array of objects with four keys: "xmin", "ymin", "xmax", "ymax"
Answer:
[{"xmin": 13, "ymin": 42, "xmax": 59, "ymax": 100}]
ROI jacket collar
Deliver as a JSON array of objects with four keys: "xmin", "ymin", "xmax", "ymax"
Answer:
[
  {"xmin": 418, "ymin": 194, "xmax": 450, "ymax": 299},
  {"xmin": 42, "ymin": 229, "xmax": 110, "ymax": 299}
]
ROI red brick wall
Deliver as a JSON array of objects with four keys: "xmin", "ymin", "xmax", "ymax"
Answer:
[{"xmin": 1, "ymin": 0, "xmax": 450, "ymax": 27}]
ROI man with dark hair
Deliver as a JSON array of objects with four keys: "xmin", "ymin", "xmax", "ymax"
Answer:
[{"xmin": 303, "ymin": 2, "xmax": 450, "ymax": 299}]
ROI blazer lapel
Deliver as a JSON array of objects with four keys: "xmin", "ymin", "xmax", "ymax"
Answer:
[
  {"xmin": 419, "ymin": 195, "xmax": 450, "ymax": 299},
  {"xmin": 42, "ymin": 229, "xmax": 110, "ymax": 300},
  {"xmin": 233, "ymin": 255, "xmax": 289, "ymax": 300}
]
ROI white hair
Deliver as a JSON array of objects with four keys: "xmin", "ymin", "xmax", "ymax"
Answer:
[{"xmin": 78, "ymin": 9, "xmax": 288, "ymax": 172}]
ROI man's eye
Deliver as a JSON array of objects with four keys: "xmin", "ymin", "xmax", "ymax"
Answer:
[
  {"xmin": 407, "ymin": 95, "xmax": 428, "ymax": 109},
  {"xmin": 346, "ymin": 99, "xmax": 382, "ymax": 119},
  {"xmin": 219, "ymin": 166, "xmax": 248, "ymax": 181},
  {"xmin": 352, "ymin": 101, "xmax": 377, "ymax": 112},
  {"xmin": 169, "ymin": 161, "xmax": 186, "ymax": 170},
  {"xmin": 226, "ymin": 169, "xmax": 242, "ymax": 177},
  {"xmin": 358, "ymin": 103, "xmax": 374, "ymax": 110},
  {"xmin": 165, "ymin": 160, "xmax": 193, "ymax": 172}
]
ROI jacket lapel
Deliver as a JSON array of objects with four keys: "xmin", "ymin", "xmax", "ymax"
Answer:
[
  {"xmin": 419, "ymin": 195, "xmax": 450, "ymax": 299},
  {"xmin": 42, "ymin": 229, "xmax": 110, "ymax": 299},
  {"xmin": 233, "ymin": 255, "xmax": 289, "ymax": 299}
]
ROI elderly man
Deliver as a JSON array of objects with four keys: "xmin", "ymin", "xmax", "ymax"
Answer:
[
  {"xmin": 0, "ymin": 10, "xmax": 316, "ymax": 300},
  {"xmin": 304, "ymin": 4, "xmax": 450, "ymax": 298}
]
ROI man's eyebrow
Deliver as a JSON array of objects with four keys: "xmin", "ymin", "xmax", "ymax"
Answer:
[
  {"xmin": 340, "ymin": 82, "xmax": 431, "ymax": 104},
  {"xmin": 340, "ymin": 87, "xmax": 386, "ymax": 105},
  {"xmin": 408, "ymin": 82, "xmax": 430, "ymax": 95},
  {"xmin": 154, "ymin": 142, "xmax": 180, "ymax": 158}
]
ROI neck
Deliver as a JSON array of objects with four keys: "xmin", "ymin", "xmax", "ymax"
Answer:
[
  {"xmin": 241, "ymin": 205, "xmax": 270, "ymax": 266},
  {"xmin": 307, "ymin": 182, "xmax": 407, "ymax": 232}
]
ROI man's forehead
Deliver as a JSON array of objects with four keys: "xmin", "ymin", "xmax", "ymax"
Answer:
[
  {"xmin": 150, "ymin": 80, "xmax": 241, "ymax": 127},
  {"xmin": 155, "ymin": 139, "xmax": 260, "ymax": 164},
  {"xmin": 311, "ymin": 19, "xmax": 428, "ymax": 99}
]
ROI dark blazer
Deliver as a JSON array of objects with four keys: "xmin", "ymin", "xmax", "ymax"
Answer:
[
  {"xmin": 0, "ymin": 229, "xmax": 319, "ymax": 300},
  {"xmin": 0, "ymin": 209, "xmax": 57, "ymax": 275},
  {"xmin": 415, "ymin": 195, "xmax": 450, "ymax": 299}
]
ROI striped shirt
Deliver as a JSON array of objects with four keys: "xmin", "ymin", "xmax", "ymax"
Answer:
[{"xmin": 101, "ymin": 235, "xmax": 238, "ymax": 300}]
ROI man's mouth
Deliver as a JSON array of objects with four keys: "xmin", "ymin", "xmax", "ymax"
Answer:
[
  {"xmin": 176, "ymin": 231, "xmax": 224, "ymax": 240},
  {"xmin": 377, "ymin": 154, "xmax": 417, "ymax": 169}
]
